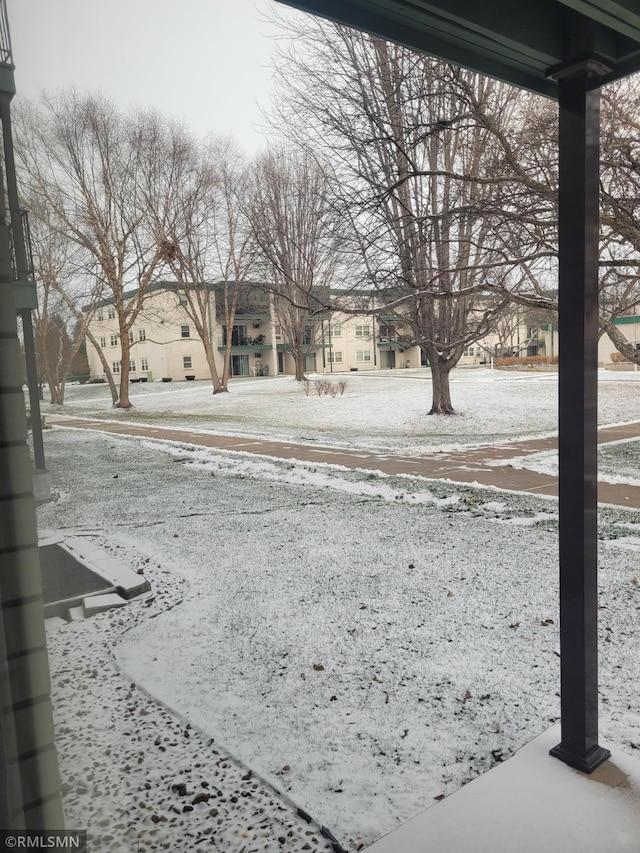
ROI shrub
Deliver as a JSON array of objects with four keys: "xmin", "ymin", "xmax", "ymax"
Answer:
[
  {"xmin": 495, "ymin": 355, "xmax": 558, "ymax": 368},
  {"xmin": 307, "ymin": 378, "xmax": 347, "ymax": 397},
  {"xmin": 610, "ymin": 351, "xmax": 631, "ymax": 363}
]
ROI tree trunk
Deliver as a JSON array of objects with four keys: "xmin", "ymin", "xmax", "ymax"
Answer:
[
  {"xmin": 49, "ymin": 385, "xmax": 64, "ymax": 405},
  {"xmin": 294, "ymin": 350, "xmax": 306, "ymax": 381},
  {"xmin": 203, "ymin": 340, "xmax": 224, "ymax": 394},
  {"xmin": 116, "ymin": 333, "xmax": 132, "ymax": 408},
  {"xmin": 428, "ymin": 353, "xmax": 455, "ymax": 415}
]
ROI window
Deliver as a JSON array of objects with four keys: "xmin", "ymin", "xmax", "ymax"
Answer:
[
  {"xmin": 99, "ymin": 337, "xmax": 106, "ymax": 349},
  {"xmin": 379, "ymin": 324, "xmax": 394, "ymax": 339},
  {"xmin": 97, "ymin": 309, "xmax": 104, "ymax": 322},
  {"xmin": 112, "ymin": 361, "xmax": 121, "ymax": 374},
  {"xmin": 139, "ymin": 329, "xmax": 146, "ymax": 341},
  {"xmin": 328, "ymin": 351, "xmax": 343, "ymax": 363},
  {"xmin": 274, "ymin": 325, "xmax": 283, "ymax": 340},
  {"xmin": 355, "ymin": 324, "xmax": 370, "ymax": 337},
  {"xmin": 107, "ymin": 307, "xmax": 115, "ymax": 320},
  {"xmin": 183, "ymin": 356, "xmax": 192, "ymax": 369},
  {"xmin": 140, "ymin": 357, "xmax": 149, "ymax": 372},
  {"xmin": 181, "ymin": 325, "xmax": 191, "ymax": 338},
  {"xmin": 356, "ymin": 350, "xmax": 371, "ymax": 362},
  {"xmin": 463, "ymin": 345, "xmax": 476, "ymax": 357},
  {"xmin": 330, "ymin": 324, "xmax": 342, "ymax": 337},
  {"xmin": 110, "ymin": 334, "xmax": 118, "ymax": 347},
  {"xmin": 129, "ymin": 360, "xmax": 136, "ymax": 373},
  {"xmin": 128, "ymin": 331, "xmax": 134, "ymax": 344}
]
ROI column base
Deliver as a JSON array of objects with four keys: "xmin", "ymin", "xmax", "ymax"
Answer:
[{"xmin": 550, "ymin": 741, "xmax": 611, "ymax": 773}]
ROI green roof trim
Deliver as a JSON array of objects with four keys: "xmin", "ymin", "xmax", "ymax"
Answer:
[{"xmin": 614, "ymin": 315, "xmax": 640, "ymax": 325}]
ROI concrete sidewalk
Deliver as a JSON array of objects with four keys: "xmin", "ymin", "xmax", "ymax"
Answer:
[{"xmin": 46, "ymin": 415, "xmax": 640, "ymax": 508}]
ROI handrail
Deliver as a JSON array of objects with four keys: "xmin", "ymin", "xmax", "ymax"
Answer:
[{"xmin": 0, "ymin": 0, "xmax": 12, "ymax": 66}]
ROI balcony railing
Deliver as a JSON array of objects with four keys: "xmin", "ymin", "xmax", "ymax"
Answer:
[{"xmin": 0, "ymin": 1, "xmax": 12, "ymax": 66}]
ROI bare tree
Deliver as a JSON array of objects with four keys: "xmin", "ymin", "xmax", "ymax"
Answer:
[
  {"xmin": 159, "ymin": 136, "xmax": 255, "ymax": 393},
  {"xmin": 26, "ymin": 202, "xmax": 106, "ymax": 403},
  {"xmin": 15, "ymin": 92, "xmax": 180, "ymax": 408},
  {"xmin": 249, "ymin": 146, "xmax": 340, "ymax": 381},
  {"xmin": 270, "ymin": 21, "xmax": 543, "ymax": 412}
]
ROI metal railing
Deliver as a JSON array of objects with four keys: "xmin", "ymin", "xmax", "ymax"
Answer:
[
  {"xmin": 0, "ymin": 0, "xmax": 12, "ymax": 66},
  {"xmin": 8, "ymin": 209, "xmax": 35, "ymax": 280}
]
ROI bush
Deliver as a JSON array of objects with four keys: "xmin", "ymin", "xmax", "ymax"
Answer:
[
  {"xmin": 495, "ymin": 355, "xmax": 558, "ymax": 368},
  {"xmin": 310, "ymin": 378, "xmax": 347, "ymax": 397},
  {"xmin": 610, "ymin": 351, "xmax": 631, "ymax": 363}
]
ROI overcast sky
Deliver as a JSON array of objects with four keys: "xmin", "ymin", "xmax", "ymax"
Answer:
[{"xmin": 8, "ymin": 0, "xmax": 302, "ymax": 153}]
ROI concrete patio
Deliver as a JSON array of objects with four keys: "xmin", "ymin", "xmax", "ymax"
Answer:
[{"xmin": 366, "ymin": 726, "xmax": 640, "ymax": 852}]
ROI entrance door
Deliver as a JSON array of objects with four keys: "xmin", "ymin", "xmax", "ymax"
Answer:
[
  {"xmin": 381, "ymin": 350, "xmax": 396, "ymax": 369},
  {"xmin": 231, "ymin": 354, "xmax": 250, "ymax": 376},
  {"xmin": 304, "ymin": 352, "xmax": 317, "ymax": 373},
  {"xmin": 277, "ymin": 352, "xmax": 285, "ymax": 374}
]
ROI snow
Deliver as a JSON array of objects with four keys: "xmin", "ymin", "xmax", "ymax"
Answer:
[
  {"xmin": 36, "ymin": 368, "xmax": 640, "ymax": 851},
  {"xmin": 366, "ymin": 725, "xmax": 640, "ymax": 853},
  {"xmin": 53, "ymin": 367, "xmax": 640, "ymax": 454}
]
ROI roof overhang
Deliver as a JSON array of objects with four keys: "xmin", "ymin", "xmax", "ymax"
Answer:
[{"xmin": 275, "ymin": 0, "xmax": 640, "ymax": 97}]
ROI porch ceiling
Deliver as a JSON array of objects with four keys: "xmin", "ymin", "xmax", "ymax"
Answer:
[{"xmin": 274, "ymin": 0, "xmax": 640, "ymax": 97}]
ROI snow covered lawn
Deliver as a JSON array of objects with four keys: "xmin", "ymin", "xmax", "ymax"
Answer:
[
  {"xmin": 37, "ymin": 365, "xmax": 640, "ymax": 851},
  {"xmin": 50, "ymin": 366, "xmax": 640, "ymax": 454}
]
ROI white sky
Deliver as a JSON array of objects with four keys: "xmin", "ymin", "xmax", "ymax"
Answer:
[{"xmin": 8, "ymin": 0, "xmax": 300, "ymax": 153}]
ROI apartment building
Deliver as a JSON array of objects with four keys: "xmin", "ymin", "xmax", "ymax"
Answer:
[
  {"xmin": 85, "ymin": 282, "xmax": 424, "ymax": 382},
  {"xmin": 598, "ymin": 315, "xmax": 640, "ymax": 365}
]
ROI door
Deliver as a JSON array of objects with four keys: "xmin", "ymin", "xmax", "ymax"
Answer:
[
  {"xmin": 231, "ymin": 354, "xmax": 250, "ymax": 376},
  {"xmin": 381, "ymin": 349, "xmax": 396, "ymax": 369}
]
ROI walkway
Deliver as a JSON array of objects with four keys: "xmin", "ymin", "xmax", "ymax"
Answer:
[{"xmin": 47, "ymin": 415, "xmax": 640, "ymax": 508}]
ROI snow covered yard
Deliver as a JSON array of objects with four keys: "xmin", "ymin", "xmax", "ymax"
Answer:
[
  {"xmin": 49, "ymin": 366, "xmax": 640, "ymax": 454},
  {"xmin": 36, "ymin": 369, "xmax": 640, "ymax": 851}
]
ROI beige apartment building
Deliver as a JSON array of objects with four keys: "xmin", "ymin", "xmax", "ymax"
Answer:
[
  {"xmin": 86, "ymin": 282, "xmax": 574, "ymax": 384},
  {"xmin": 598, "ymin": 315, "xmax": 640, "ymax": 366},
  {"xmin": 85, "ymin": 282, "xmax": 425, "ymax": 382}
]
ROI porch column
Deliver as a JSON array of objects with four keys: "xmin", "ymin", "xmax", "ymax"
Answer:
[{"xmin": 548, "ymin": 61, "xmax": 610, "ymax": 773}]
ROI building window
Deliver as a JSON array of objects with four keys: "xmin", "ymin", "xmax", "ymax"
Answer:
[
  {"xmin": 274, "ymin": 325, "xmax": 283, "ymax": 340},
  {"xmin": 379, "ymin": 324, "xmax": 394, "ymax": 339},
  {"xmin": 328, "ymin": 351, "xmax": 343, "ymax": 363},
  {"xmin": 128, "ymin": 331, "xmax": 134, "ymax": 344},
  {"xmin": 110, "ymin": 334, "xmax": 118, "ymax": 347},
  {"xmin": 181, "ymin": 325, "xmax": 191, "ymax": 338},
  {"xmin": 99, "ymin": 337, "xmax": 106, "ymax": 349},
  {"xmin": 463, "ymin": 345, "xmax": 475, "ymax": 357},
  {"xmin": 355, "ymin": 324, "xmax": 370, "ymax": 337},
  {"xmin": 139, "ymin": 329, "xmax": 146, "ymax": 341},
  {"xmin": 141, "ymin": 357, "xmax": 149, "ymax": 372},
  {"xmin": 129, "ymin": 360, "xmax": 136, "ymax": 373},
  {"xmin": 107, "ymin": 307, "xmax": 115, "ymax": 320},
  {"xmin": 183, "ymin": 356, "xmax": 192, "ymax": 369},
  {"xmin": 97, "ymin": 309, "xmax": 104, "ymax": 322},
  {"xmin": 112, "ymin": 361, "xmax": 121, "ymax": 374},
  {"xmin": 356, "ymin": 350, "xmax": 371, "ymax": 362},
  {"xmin": 331, "ymin": 324, "xmax": 342, "ymax": 337}
]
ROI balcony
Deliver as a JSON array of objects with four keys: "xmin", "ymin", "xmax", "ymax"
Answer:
[{"xmin": 218, "ymin": 334, "xmax": 272, "ymax": 352}]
